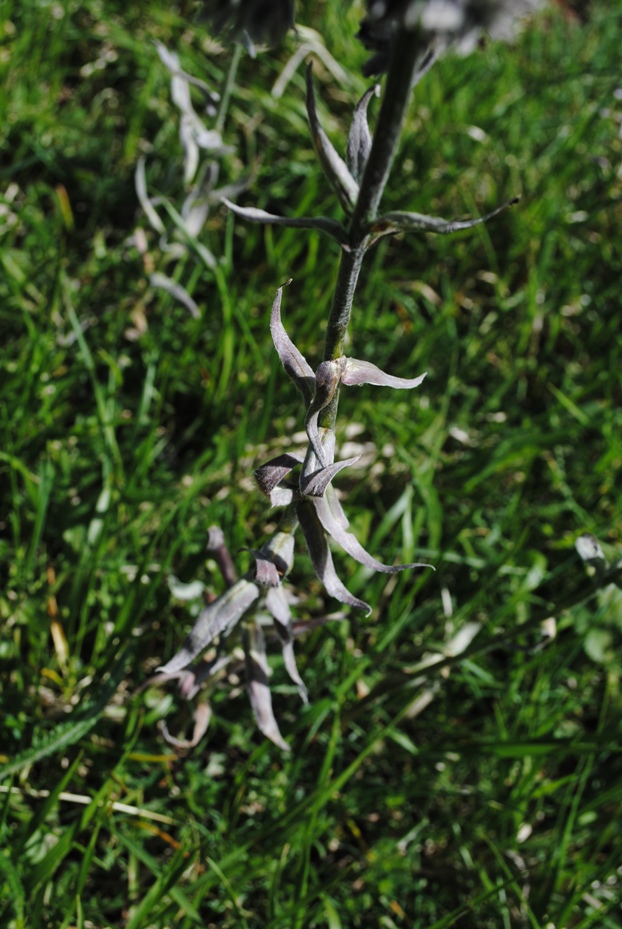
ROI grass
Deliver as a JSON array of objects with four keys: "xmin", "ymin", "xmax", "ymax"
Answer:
[{"xmin": 1, "ymin": 0, "xmax": 622, "ymax": 926}]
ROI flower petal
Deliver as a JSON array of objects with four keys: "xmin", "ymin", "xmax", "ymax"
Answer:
[
  {"xmin": 306, "ymin": 64, "xmax": 360, "ymax": 213},
  {"xmin": 300, "ymin": 456, "xmax": 360, "ymax": 497},
  {"xmin": 244, "ymin": 623, "xmax": 290, "ymax": 752},
  {"xmin": 297, "ymin": 499, "xmax": 371, "ymax": 614},
  {"xmin": 315, "ymin": 487, "xmax": 433, "ymax": 575},
  {"xmin": 340, "ymin": 358, "xmax": 427, "ymax": 390},
  {"xmin": 158, "ymin": 579, "xmax": 260, "ymax": 674},
  {"xmin": 270, "ymin": 283, "xmax": 315, "ymax": 406},
  {"xmin": 266, "ymin": 586, "xmax": 308, "ymax": 704},
  {"xmin": 255, "ymin": 452, "xmax": 303, "ymax": 496}
]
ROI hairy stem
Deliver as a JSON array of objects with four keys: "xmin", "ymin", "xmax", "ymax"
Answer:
[{"xmin": 320, "ymin": 25, "xmax": 429, "ymax": 429}]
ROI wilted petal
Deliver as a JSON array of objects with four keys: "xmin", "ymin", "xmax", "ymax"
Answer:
[
  {"xmin": 370, "ymin": 198, "xmax": 519, "ymax": 239},
  {"xmin": 340, "ymin": 357, "xmax": 427, "ymax": 390},
  {"xmin": 315, "ymin": 486, "xmax": 433, "ymax": 575},
  {"xmin": 266, "ymin": 586, "xmax": 308, "ymax": 704},
  {"xmin": 300, "ymin": 456, "xmax": 360, "ymax": 497},
  {"xmin": 306, "ymin": 64, "xmax": 360, "ymax": 214},
  {"xmin": 305, "ymin": 360, "xmax": 342, "ymax": 465},
  {"xmin": 244, "ymin": 623, "xmax": 290, "ymax": 752},
  {"xmin": 222, "ymin": 199, "xmax": 349, "ymax": 247},
  {"xmin": 260, "ymin": 530, "xmax": 296, "ymax": 576},
  {"xmin": 255, "ymin": 452, "xmax": 303, "ymax": 496},
  {"xmin": 297, "ymin": 499, "xmax": 371, "ymax": 614},
  {"xmin": 270, "ymin": 283, "xmax": 315, "ymax": 406},
  {"xmin": 249, "ymin": 550, "xmax": 281, "ymax": 587},
  {"xmin": 346, "ymin": 84, "xmax": 379, "ymax": 183},
  {"xmin": 158, "ymin": 579, "xmax": 260, "ymax": 674}
]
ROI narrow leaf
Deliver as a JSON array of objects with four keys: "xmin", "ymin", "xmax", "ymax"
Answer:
[
  {"xmin": 371, "ymin": 197, "xmax": 520, "ymax": 238},
  {"xmin": 244, "ymin": 623, "xmax": 290, "ymax": 752},
  {"xmin": 306, "ymin": 63, "xmax": 359, "ymax": 213},
  {"xmin": 207, "ymin": 525, "xmax": 237, "ymax": 588},
  {"xmin": 297, "ymin": 499, "xmax": 371, "ymax": 614},
  {"xmin": 270, "ymin": 283, "xmax": 315, "ymax": 406},
  {"xmin": 255, "ymin": 452, "xmax": 303, "ymax": 496},
  {"xmin": 346, "ymin": 84, "xmax": 379, "ymax": 182},
  {"xmin": 314, "ymin": 489, "xmax": 433, "ymax": 575},
  {"xmin": 158, "ymin": 579, "xmax": 259, "ymax": 674},
  {"xmin": 341, "ymin": 357, "xmax": 427, "ymax": 390},
  {"xmin": 222, "ymin": 199, "xmax": 349, "ymax": 247}
]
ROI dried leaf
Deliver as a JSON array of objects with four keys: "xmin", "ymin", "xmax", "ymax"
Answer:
[
  {"xmin": 297, "ymin": 499, "xmax": 371, "ymax": 614},
  {"xmin": 346, "ymin": 84, "xmax": 379, "ymax": 182},
  {"xmin": 340, "ymin": 357, "xmax": 426, "ymax": 390},
  {"xmin": 306, "ymin": 63, "xmax": 359, "ymax": 213},
  {"xmin": 158, "ymin": 579, "xmax": 260, "ymax": 674},
  {"xmin": 244, "ymin": 623, "xmax": 290, "ymax": 751},
  {"xmin": 222, "ymin": 199, "xmax": 349, "ymax": 247},
  {"xmin": 270, "ymin": 283, "xmax": 315, "ymax": 406}
]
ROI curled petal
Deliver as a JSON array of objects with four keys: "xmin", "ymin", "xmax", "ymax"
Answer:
[
  {"xmin": 266, "ymin": 586, "xmax": 308, "ymax": 704},
  {"xmin": 244, "ymin": 623, "xmax": 290, "ymax": 752},
  {"xmin": 300, "ymin": 456, "xmax": 360, "ymax": 497},
  {"xmin": 297, "ymin": 499, "xmax": 371, "ymax": 614},
  {"xmin": 370, "ymin": 197, "xmax": 520, "ymax": 240},
  {"xmin": 315, "ymin": 486, "xmax": 433, "ymax": 575},
  {"xmin": 341, "ymin": 357, "xmax": 427, "ymax": 390},
  {"xmin": 222, "ymin": 199, "xmax": 349, "ymax": 247},
  {"xmin": 306, "ymin": 63, "xmax": 360, "ymax": 213},
  {"xmin": 158, "ymin": 579, "xmax": 260, "ymax": 674},
  {"xmin": 270, "ymin": 283, "xmax": 315, "ymax": 406},
  {"xmin": 346, "ymin": 84, "xmax": 379, "ymax": 183},
  {"xmin": 255, "ymin": 452, "xmax": 303, "ymax": 496}
]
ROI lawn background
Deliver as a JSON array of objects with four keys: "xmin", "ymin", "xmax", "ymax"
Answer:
[{"xmin": 1, "ymin": 1, "xmax": 621, "ymax": 927}]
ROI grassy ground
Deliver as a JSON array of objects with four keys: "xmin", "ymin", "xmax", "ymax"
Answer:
[{"xmin": 1, "ymin": 1, "xmax": 622, "ymax": 927}]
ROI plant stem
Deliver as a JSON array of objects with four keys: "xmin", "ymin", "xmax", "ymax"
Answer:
[{"xmin": 320, "ymin": 25, "xmax": 430, "ymax": 428}]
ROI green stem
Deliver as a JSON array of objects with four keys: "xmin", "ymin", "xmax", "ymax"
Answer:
[{"xmin": 320, "ymin": 25, "xmax": 429, "ymax": 430}]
